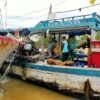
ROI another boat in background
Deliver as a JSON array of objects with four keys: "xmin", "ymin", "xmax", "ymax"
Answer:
[{"xmin": 0, "ymin": 30, "xmax": 23, "ymax": 68}]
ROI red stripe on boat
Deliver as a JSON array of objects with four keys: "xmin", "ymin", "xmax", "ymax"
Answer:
[{"xmin": 0, "ymin": 36, "xmax": 19, "ymax": 44}]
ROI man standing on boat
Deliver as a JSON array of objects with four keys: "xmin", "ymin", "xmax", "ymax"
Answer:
[
  {"xmin": 70, "ymin": 34, "xmax": 77, "ymax": 60},
  {"xmin": 61, "ymin": 36, "xmax": 69, "ymax": 61},
  {"xmin": 47, "ymin": 40, "xmax": 57, "ymax": 58}
]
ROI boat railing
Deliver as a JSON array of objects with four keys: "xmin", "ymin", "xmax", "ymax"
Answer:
[
  {"xmin": 37, "ymin": 13, "xmax": 93, "ymax": 26},
  {"xmin": 31, "ymin": 12, "xmax": 100, "ymax": 32}
]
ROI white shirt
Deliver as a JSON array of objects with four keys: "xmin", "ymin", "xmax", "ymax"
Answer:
[{"xmin": 24, "ymin": 44, "xmax": 32, "ymax": 50}]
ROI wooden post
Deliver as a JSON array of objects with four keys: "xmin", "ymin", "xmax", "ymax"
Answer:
[
  {"xmin": 41, "ymin": 31, "xmax": 45, "ymax": 61},
  {"xmin": 84, "ymin": 79, "xmax": 92, "ymax": 100},
  {"xmin": 58, "ymin": 33, "xmax": 61, "ymax": 47}
]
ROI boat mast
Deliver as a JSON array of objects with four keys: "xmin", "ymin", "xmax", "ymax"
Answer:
[
  {"xmin": 0, "ymin": 8, "xmax": 4, "ymax": 29},
  {"xmin": 47, "ymin": 3, "xmax": 52, "ymax": 20},
  {"xmin": 41, "ymin": 4, "xmax": 52, "ymax": 61},
  {"xmin": 5, "ymin": 0, "xmax": 7, "ymax": 30},
  {"xmin": 4, "ymin": 0, "xmax": 7, "ymax": 30}
]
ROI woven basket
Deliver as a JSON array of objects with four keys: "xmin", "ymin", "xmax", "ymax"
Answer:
[
  {"xmin": 53, "ymin": 60, "xmax": 65, "ymax": 66},
  {"xmin": 64, "ymin": 61, "xmax": 74, "ymax": 66},
  {"xmin": 57, "ymin": 62, "xmax": 65, "ymax": 66},
  {"xmin": 53, "ymin": 60, "xmax": 61, "ymax": 65},
  {"xmin": 46, "ymin": 58, "xmax": 54, "ymax": 65}
]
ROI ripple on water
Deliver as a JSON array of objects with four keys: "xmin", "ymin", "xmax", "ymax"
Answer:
[
  {"xmin": 0, "ymin": 89, "xmax": 4, "ymax": 97},
  {"xmin": 0, "ymin": 77, "xmax": 10, "ymax": 84}
]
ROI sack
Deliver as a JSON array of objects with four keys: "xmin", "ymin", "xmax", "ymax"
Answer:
[{"xmin": 84, "ymin": 48, "xmax": 91, "ymax": 56}]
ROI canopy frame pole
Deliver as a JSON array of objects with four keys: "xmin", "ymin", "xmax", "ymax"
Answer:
[
  {"xmin": 58, "ymin": 33, "xmax": 61, "ymax": 46},
  {"xmin": 40, "ymin": 31, "xmax": 45, "ymax": 61}
]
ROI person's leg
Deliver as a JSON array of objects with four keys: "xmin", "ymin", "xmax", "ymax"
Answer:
[
  {"xmin": 62, "ymin": 53, "xmax": 66, "ymax": 62},
  {"xmin": 70, "ymin": 49, "xmax": 74, "ymax": 60},
  {"xmin": 65, "ymin": 52, "xmax": 68, "ymax": 61},
  {"xmin": 48, "ymin": 49, "xmax": 52, "ymax": 58},
  {"xmin": 62, "ymin": 53, "xmax": 64, "ymax": 62}
]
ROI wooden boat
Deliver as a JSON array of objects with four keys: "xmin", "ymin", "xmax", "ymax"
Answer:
[
  {"xmin": 1, "ymin": 12, "xmax": 100, "ymax": 99},
  {"xmin": 0, "ymin": 35, "xmax": 20, "ymax": 68},
  {"xmin": 2, "ymin": 59, "xmax": 100, "ymax": 99}
]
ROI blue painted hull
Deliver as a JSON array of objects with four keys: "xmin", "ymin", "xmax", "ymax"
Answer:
[
  {"xmin": 1, "ymin": 61, "xmax": 100, "ymax": 99},
  {"xmin": 24, "ymin": 63, "xmax": 100, "ymax": 77}
]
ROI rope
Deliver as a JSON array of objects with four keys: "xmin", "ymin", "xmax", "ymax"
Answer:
[
  {"xmin": 7, "ymin": 0, "xmax": 68, "ymax": 17},
  {"xmin": 56, "ymin": 2, "xmax": 100, "ymax": 13},
  {"xmin": 8, "ymin": 14, "xmax": 47, "ymax": 23},
  {"xmin": 6, "ymin": 2, "xmax": 100, "ymax": 24}
]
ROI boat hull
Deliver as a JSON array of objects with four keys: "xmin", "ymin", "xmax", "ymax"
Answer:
[
  {"xmin": 0, "ymin": 36, "xmax": 19, "ymax": 67},
  {"xmin": 0, "ymin": 43, "xmax": 18, "ymax": 67},
  {"xmin": 1, "ymin": 61, "xmax": 100, "ymax": 99}
]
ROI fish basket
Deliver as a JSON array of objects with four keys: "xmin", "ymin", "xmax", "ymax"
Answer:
[
  {"xmin": 46, "ymin": 58, "xmax": 54, "ymax": 65},
  {"xmin": 57, "ymin": 62, "xmax": 65, "ymax": 66},
  {"xmin": 53, "ymin": 60, "xmax": 61, "ymax": 65},
  {"xmin": 64, "ymin": 61, "xmax": 74, "ymax": 66},
  {"xmin": 53, "ymin": 60, "xmax": 65, "ymax": 66}
]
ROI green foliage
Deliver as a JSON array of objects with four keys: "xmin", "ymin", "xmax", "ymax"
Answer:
[
  {"xmin": 95, "ymin": 34, "xmax": 100, "ymax": 40},
  {"xmin": 34, "ymin": 34, "xmax": 61, "ymax": 48},
  {"xmin": 35, "ymin": 35, "xmax": 50, "ymax": 48},
  {"xmin": 80, "ymin": 35, "xmax": 86, "ymax": 40}
]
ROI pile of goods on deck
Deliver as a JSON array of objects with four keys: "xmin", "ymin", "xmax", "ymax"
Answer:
[{"xmin": 46, "ymin": 58, "xmax": 85, "ymax": 67}]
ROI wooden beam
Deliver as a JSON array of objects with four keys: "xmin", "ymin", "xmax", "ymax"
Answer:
[{"xmin": 40, "ymin": 31, "xmax": 45, "ymax": 61}]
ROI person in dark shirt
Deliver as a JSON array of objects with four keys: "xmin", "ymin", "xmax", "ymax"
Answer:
[{"xmin": 47, "ymin": 40, "xmax": 57, "ymax": 58}]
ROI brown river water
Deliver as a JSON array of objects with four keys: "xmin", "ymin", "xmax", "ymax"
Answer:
[{"xmin": 0, "ymin": 76, "xmax": 79, "ymax": 100}]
